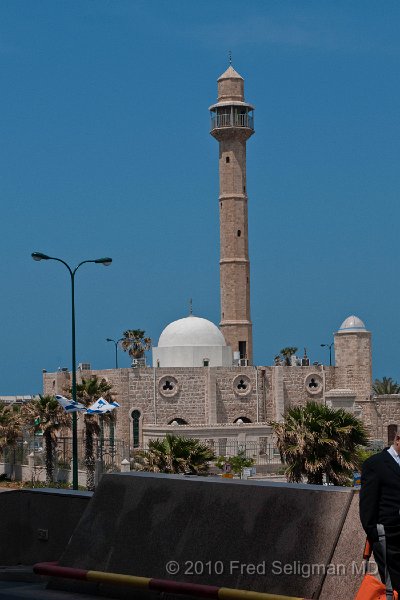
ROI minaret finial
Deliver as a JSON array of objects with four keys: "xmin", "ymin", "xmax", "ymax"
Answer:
[
  {"xmin": 189, "ymin": 298, "xmax": 193, "ymax": 315},
  {"xmin": 228, "ymin": 50, "xmax": 232, "ymax": 66}
]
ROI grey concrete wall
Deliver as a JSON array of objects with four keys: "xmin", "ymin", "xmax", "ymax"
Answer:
[
  {"xmin": 53, "ymin": 472, "xmax": 365, "ymax": 599},
  {"xmin": 0, "ymin": 489, "xmax": 91, "ymax": 566},
  {"xmin": 320, "ymin": 491, "xmax": 367, "ymax": 600}
]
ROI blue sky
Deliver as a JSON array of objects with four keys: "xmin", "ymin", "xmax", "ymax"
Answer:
[{"xmin": 1, "ymin": 1, "xmax": 400, "ymax": 393}]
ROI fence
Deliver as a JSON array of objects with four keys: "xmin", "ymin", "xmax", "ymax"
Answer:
[
  {"xmin": 0, "ymin": 436, "xmax": 282, "ymax": 483},
  {"xmin": 137, "ymin": 439, "xmax": 283, "ymax": 467},
  {"xmin": 0, "ymin": 436, "xmax": 128, "ymax": 481},
  {"xmin": 212, "ymin": 440, "xmax": 282, "ymax": 465}
]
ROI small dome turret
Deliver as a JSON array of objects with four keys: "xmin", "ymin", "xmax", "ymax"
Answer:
[{"xmin": 338, "ymin": 315, "xmax": 367, "ymax": 333}]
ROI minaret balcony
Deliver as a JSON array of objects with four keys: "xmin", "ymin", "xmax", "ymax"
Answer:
[{"xmin": 210, "ymin": 112, "xmax": 254, "ymax": 131}]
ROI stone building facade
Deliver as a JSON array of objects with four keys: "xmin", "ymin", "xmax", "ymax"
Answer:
[
  {"xmin": 42, "ymin": 66, "xmax": 399, "ymax": 453},
  {"xmin": 43, "ymin": 314, "xmax": 398, "ymax": 451}
]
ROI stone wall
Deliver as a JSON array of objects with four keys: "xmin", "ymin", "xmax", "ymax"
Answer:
[
  {"xmin": 357, "ymin": 395, "xmax": 400, "ymax": 441},
  {"xmin": 215, "ymin": 366, "xmax": 258, "ymax": 423},
  {"xmin": 42, "ymin": 359, "xmax": 387, "ymax": 451},
  {"xmin": 334, "ymin": 331, "xmax": 372, "ymax": 401}
]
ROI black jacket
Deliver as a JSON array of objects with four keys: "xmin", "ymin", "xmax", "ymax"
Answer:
[{"xmin": 359, "ymin": 448, "xmax": 400, "ymax": 542}]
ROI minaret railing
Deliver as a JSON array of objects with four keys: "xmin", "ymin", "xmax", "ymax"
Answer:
[{"xmin": 211, "ymin": 112, "xmax": 254, "ymax": 130}]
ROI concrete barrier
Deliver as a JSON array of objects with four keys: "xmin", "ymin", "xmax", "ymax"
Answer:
[
  {"xmin": 0, "ymin": 488, "xmax": 91, "ymax": 566},
  {"xmin": 50, "ymin": 472, "xmax": 366, "ymax": 599}
]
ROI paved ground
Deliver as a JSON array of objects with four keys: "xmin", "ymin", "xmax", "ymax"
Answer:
[
  {"xmin": 0, "ymin": 581, "xmax": 108, "ymax": 599},
  {"xmin": 0, "ymin": 569, "xmax": 108, "ymax": 600}
]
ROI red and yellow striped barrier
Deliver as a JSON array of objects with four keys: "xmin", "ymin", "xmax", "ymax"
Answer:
[{"xmin": 33, "ymin": 561, "xmax": 311, "ymax": 600}]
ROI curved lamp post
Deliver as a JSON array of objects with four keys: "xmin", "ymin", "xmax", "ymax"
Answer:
[
  {"xmin": 32, "ymin": 252, "xmax": 112, "ymax": 490},
  {"xmin": 320, "ymin": 342, "xmax": 334, "ymax": 366},
  {"xmin": 106, "ymin": 338, "xmax": 122, "ymax": 369}
]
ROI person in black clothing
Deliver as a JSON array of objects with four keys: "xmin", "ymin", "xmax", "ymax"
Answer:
[{"xmin": 359, "ymin": 432, "xmax": 400, "ymax": 592}]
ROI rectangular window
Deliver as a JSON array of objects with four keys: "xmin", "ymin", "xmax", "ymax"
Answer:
[{"xmin": 239, "ymin": 341, "xmax": 247, "ymax": 359}]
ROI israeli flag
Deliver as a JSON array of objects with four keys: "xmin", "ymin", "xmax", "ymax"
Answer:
[
  {"xmin": 55, "ymin": 395, "xmax": 86, "ymax": 413},
  {"xmin": 87, "ymin": 397, "xmax": 119, "ymax": 414}
]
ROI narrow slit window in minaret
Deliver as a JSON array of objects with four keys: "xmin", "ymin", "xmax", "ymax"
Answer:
[
  {"xmin": 226, "ymin": 156, "xmax": 230, "ymax": 163},
  {"xmin": 237, "ymin": 230, "xmax": 241, "ymax": 237}
]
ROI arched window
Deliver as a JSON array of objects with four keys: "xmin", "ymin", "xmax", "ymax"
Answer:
[
  {"xmin": 131, "ymin": 410, "xmax": 141, "ymax": 448},
  {"xmin": 388, "ymin": 424, "xmax": 398, "ymax": 445},
  {"xmin": 234, "ymin": 416, "xmax": 252, "ymax": 424},
  {"xmin": 168, "ymin": 418, "xmax": 188, "ymax": 425}
]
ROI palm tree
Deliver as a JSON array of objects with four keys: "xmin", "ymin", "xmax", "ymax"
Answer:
[
  {"xmin": 120, "ymin": 330, "xmax": 151, "ymax": 366},
  {"xmin": 133, "ymin": 434, "xmax": 215, "ymax": 475},
  {"xmin": 0, "ymin": 402, "xmax": 23, "ymax": 479},
  {"xmin": 279, "ymin": 347, "xmax": 298, "ymax": 366},
  {"xmin": 0, "ymin": 402, "xmax": 22, "ymax": 450},
  {"xmin": 270, "ymin": 401, "xmax": 368, "ymax": 485},
  {"xmin": 22, "ymin": 395, "xmax": 71, "ymax": 484},
  {"xmin": 73, "ymin": 376, "xmax": 114, "ymax": 490},
  {"xmin": 372, "ymin": 377, "xmax": 400, "ymax": 395}
]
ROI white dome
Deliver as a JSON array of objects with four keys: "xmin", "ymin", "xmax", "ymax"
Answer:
[
  {"xmin": 338, "ymin": 315, "xmax": 367, "ymax": 332},
  {"xmin": 158, "ymin": 316, "xmax": 226, "ymax": 348}
]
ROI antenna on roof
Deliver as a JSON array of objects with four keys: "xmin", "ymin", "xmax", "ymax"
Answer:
[
  {"xmin": 228, "ymin": 50, "xmax": 232, "ymax": 66},
  {"xmin": 189, "ymin": 298, "xmax": 193, "ymax": 316}
]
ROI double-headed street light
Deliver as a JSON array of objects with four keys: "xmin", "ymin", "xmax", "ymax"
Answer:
[
  {"xmin": 32, "ymin": 252, "xmax": 112, "ymax": 490},
  {"xmin": 106, "ymin": 338, "xmax": 122, "ymax": 369},
  {"xmin": 321, "ymin": 342, "xmax": 334, "ymax": 367}
]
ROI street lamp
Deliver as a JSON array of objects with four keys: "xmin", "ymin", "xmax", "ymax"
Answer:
[
  {"xmin": 32, "ymin": 252, "xmax": 112, "ymax": 490},
  {"xmin": 321, "ymin": 342, "xmax": 334, "ymax": 366},
  {"xmin": 106, "ymin": 338, "xmax": 122, "ymax": 369}
]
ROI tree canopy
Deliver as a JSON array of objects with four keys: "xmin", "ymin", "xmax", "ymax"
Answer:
[
  {"xmin": 0, "ymin": 402, "xmax": 22, "ymax": 451},
  {"xmin": 270, "ymin": 401, "xmax": 368, "ymax": 485},
  {"xmin": 73, "ymin": 376, "xmax": 114, "ymax": 490},
  {"xmin": 277, "ymin": 347, "xmax": 298, "ymax": 366},
  {"xmin": 22, "ymin": 394, "xmax": 70, "ymax": 484},
  {"xmin": 133, "ymin": 434, "xmax": 215, "ymax": 475},
  {"xmin": 372, "ymin": 377, "xmax": 400, "ymax": 395},
  {"xmin": 120, "ymin": 330, "xmax": 151, "ymax": 360}
]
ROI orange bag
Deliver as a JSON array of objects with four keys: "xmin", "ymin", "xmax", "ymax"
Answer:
[
  {"xmin": 354, "ymin": 536, "xmax": 398, "ymax": 600},
  {"xmin": 355, "ymin": 573, "xmax": 398, "ymax": 600}
]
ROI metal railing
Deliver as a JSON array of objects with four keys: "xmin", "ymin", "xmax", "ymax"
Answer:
[
  {"xmin": 0, "ymin": 436, "xmax": 127, "ymax": 472},
  {"xmin": 211, "ymin": 113, "xmax": 254, "ymax": 130},
  {"xmin": 210, "ymin": 440, "xmax": 282, "ymax": 465},
  {"xmin": 137, "ymin": 440, "xmax": 282, "ymax": 466}
]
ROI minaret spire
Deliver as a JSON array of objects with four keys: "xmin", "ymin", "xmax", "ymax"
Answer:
[{"xmin": 209, "ymin": 66, "xmax": 255, "ymax": 364}]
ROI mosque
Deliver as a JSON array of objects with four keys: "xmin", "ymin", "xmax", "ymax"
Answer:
[{"xmin": 43, "ymin": 66, "xmax": 398, "ymax": 454}]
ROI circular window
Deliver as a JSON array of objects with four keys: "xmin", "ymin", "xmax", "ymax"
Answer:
[
  {"xmin": 305, "ymin": 373, "xmax": 323, "ymax": 396},
  {"xmin": 233, "ymin": 374, "xmax": 252, "ymax": 397},
  {"xmin": 158, "ymin": 375, "xmax": 179, "ymax": 398}
]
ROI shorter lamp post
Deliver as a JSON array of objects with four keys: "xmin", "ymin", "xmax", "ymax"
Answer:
[
  {"xmin": 32, "ymin": 252, "xmax": 112, "ymax": 490},
  {"xmin": 321, "ymin": 342, "xmax": 334, "ymax": 366},
  {"xmin": 106, "ymin": 338, "xmax": 122, "ymax": 369}
]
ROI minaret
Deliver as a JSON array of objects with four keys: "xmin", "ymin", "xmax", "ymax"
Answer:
[{"xmin": 210, "ymin": 65, "xmax": 255, "ymax": 364}]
